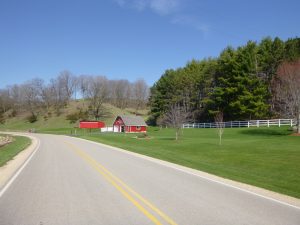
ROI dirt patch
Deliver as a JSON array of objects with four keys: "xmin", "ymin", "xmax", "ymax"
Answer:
[
  {"xmin": 290, "ymin": 133, "xmax": 300, "ymax": 136},
  {"xmin": 132, "ymin": 136, "xmax": 153, "ymax": 140},
  {"xmin": 0, "ymin": 135, "xmax": 14, "ymax": 147}
]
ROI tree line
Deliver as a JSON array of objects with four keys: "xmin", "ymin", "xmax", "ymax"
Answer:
[
  {"xmin": 0, "ymin": 72, "xmax": 149, "ymax": 123},
  {"xmin": 148, "ymin": 37, "xmax": 300, "ymax": 128}
]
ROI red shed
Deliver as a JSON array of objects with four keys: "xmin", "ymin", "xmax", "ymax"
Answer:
[
  {"xmin": 113, "ymin": 115, "xmax": 147, "ymax": 133},
  {"xmin": 79, "ymin": 121, "xmax": 105, "ymax": 129}
]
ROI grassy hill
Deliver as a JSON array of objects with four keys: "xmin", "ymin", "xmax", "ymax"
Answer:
[{"xmin": 0, "ymin": 100, "xmax": 149, "ymax": 133}]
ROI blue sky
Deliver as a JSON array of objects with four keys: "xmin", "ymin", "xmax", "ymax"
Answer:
[{"xmin": 0, "ymin": 0, "xmax": 299, "ymax": 88}]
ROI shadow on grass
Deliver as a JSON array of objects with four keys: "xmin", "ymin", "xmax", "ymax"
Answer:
[{"xmin": 239, "ymin": 128, "xmax": 292, "ymax": 136}]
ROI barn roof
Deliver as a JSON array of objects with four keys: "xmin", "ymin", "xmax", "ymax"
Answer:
[{"xmin": 117, "ymin": 115, "xmax": 147, "ymax": 126}]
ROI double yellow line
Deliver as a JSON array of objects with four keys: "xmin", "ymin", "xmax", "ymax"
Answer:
[{"xmin": 64, "ymin": 141, "xmax": 178, "ymax": 225}]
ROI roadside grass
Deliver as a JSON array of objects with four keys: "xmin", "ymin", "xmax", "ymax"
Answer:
[
  {"xmin": 0, "ymin": 135, "xmax": 31, "ymax": 167},
  {"xmin": 79, "ymin": 127, "xmax": 300, "ymax": 199}
]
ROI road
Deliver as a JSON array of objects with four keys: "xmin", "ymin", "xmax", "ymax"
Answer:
[{"xmin": 0, "ymin": 134, "xmax": 299, "ymax": 225}]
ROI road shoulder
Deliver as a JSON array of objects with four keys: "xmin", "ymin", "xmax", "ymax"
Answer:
[{"xmin": 0, "ymin": 132, "xmax": 39, "ymax": 191}]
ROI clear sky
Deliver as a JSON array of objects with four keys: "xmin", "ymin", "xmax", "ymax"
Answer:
[{"xmin": 0, "ymin": 0, "xmax": 299, "ymax": 88}]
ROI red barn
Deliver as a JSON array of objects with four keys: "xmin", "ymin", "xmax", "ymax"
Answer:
[
  {"xmin": 113, "ymin": 115, "xmax": 147, "ymax": 133},
  {"xmin": 79, "ymin": 121, "xmax": 105, "ymax": 129}
]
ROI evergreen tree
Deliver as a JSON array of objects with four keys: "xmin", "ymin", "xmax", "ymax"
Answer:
[
  {"xmin": 149, "ymin": 37, "xmax": 300, "ymax": 124},
  {"xmin": 209, "ymin": 42, "xmax": 269, "ymax": 120}
]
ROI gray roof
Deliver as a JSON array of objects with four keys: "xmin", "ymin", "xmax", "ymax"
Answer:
[{"xmin": 118, "ymin": 115, "xmax": 147, "ymax": 126}]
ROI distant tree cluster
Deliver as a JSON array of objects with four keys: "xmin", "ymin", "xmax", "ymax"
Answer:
[
  {"xmin": 149, "ymin": 37, "xmax": 300, "ymax": 126},
  {"xmin": 0, "ymin": 71, "xmax": 149, "ymax": 123}
]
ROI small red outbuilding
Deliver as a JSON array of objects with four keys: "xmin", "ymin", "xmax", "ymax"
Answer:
[
  {"xmin": 113, "ymin": 115, "xmax": 147, "ymax": 133},
  {"xmin": 79, "ymin": 121, "xmax": 105, "ymax": 129}
]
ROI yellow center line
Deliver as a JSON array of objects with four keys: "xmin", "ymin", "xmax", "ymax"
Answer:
[
  {"xmin": 72, "ymin": 144, "xmax": 178, "ymax": 225},
  {"xmin": 64, "ymin": 141, "xmax": 173, "ymax": 225}
]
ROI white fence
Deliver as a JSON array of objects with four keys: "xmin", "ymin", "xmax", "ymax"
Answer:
[
  {"xmin": 101, "ymin": 127, "xmax": 114, "ymax": 132},
  {"xmin": 182, "ymin": 119, "xmax": 296, "ymax": 129},
  {"xmin": 101, "ymin": 126, "xmax": 119, "ymax": 132}
]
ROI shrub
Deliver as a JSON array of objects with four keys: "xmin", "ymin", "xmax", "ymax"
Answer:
[
  {"xmin": 0, "ymin": 113, "xmax": 5, "ymax": 124},
  {"xmin": 66, "ymin": 110, "xmax": 88, "ymax": 124},
  {"xmin": 9, "ymin": 110, "xmax": 17, "ymax": 118},
  {"xmin": 27, "ymin": 114, "xmax": 37, "ymax": 123},
  {"xmin": 66, "ymin": 113, "xmax": 79, "ymax": 124}
]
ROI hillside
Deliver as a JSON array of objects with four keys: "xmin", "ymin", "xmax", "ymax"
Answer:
[{"xmin": 0, "ymin": 100, "xmax": 149, "ymax": 133}]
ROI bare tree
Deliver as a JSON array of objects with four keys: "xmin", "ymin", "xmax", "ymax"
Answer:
[
  {"xmin": 132, "ymin": 79, "xmax": 149, "ymax": 114},
  {"xmin": 156, "ymin": 115, "xmax": 165, "ymax": 130},
  {"xmin": 0, "ymin": 88, "xmax": 11, "ymax": 113},
  {"xmin": 49, "ymin": 78, "xmax": 64, "ymax": 114},
  {"xmin": 57, "ymin": 70, "xmax": 77, "ymax": 102},
  {"xmin": 274, "ymin": 60, "xmax": 300, "ymax": 133},
  {"xmin": 20, "ymin": 78, "xmax": 44, "ymax": 119},
  {"xmin": 73, "ymin": 76, "xmax": 79, "ymax": 100},
  {"xmin": 40, "ymin": 83, "xmax": 56, "ymax": 112},
  {"xmin": 8, "ymin": 84, "xmax": 22, "ymax": 113},
  {"xmin": 214, "ymin": 111, "xmax": 225, "ymax": 145},
  {"xmin": 110, "ymin": 79, "xmax": 131, "ymax": 109},
  {"xmin": 78, "ymin": 75, "xmax": 92, "ymax": 107},
  {"xmin": 163, "ymin": 103, "xmax": 191, "ymax": 141},
  {"xmin": 86, "ymin": 76, "xmax": 109, "ymax": 120}
]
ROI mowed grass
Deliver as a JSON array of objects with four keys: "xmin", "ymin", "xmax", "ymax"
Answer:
[
  {"xmin": 0, "ymin": 135, "xmax": 31, "ymax": 167},
  {"xmin": 80, "ymin": 127, "xmax": 300, "ymax": 198}
]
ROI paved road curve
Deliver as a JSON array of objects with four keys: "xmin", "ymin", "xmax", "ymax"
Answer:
[{"xmin": 0, "ymin": 134, "xmax": 299, "ymax": 225}]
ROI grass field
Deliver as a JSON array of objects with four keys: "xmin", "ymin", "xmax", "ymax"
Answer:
[
  {"xmin": 0, "ymin": 135, "xmax": 31, "ymax": 167},
  {"xmin": 78, "ymin": 127, "xmax": 300, "ymax": 199}
]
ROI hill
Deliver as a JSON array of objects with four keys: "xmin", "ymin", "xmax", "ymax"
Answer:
[{"xmin": 0, "ymin": 100, "xmax": 149, "ymax": 134}]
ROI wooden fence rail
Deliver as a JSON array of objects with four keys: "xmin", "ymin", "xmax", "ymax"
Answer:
[{"xmin": 182, "ymin": 119, "xmax": 296, "ymax": 129}]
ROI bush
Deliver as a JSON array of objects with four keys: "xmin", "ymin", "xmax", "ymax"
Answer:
[
  {"xmin": 66, "ymin": 110, "xmax": 88, "ymax": 124},
  {"xmin": 27, "ymin": 114, "xmax": 38, "ymax": 123},
  {"xmin": 66, "ymin": 113, "xmax": 79, "ymax": 124},
  {"xmin": 55, "ymin": 111, "xmax": 61, "ymax": 116},
  {"xmin": 9, "ymin": 110, "xmax": 17, "ymax": 118},
  {"xmin": 0, "ymin": 113, "xmax": 5, "ymax": 124}
]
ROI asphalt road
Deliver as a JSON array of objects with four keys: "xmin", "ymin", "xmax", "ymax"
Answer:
[{"xmin": 0, "ymin": 134, "xmax": 299, "ymax": 225}]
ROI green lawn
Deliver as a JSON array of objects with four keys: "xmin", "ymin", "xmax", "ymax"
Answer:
[
  {"xmin": 0, "ymin": 135, "xmax": 31, "ymax": 167},
  {"xmin": 78, "ymin": 127, "xmax": 300, "ymax": 199}
]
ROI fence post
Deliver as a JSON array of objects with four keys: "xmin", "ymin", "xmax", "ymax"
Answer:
[
  {"xmin": 279, "ymin": 119, "xmax": 281, "ymax": 127},
  {"xmin": 257, "ymin": 120, "xmax": 259, "ymax": 127},
  {"xmin": 267, "ymin": 120, "xmax": 269, "ymax": 127},
  {"xmin": 248, "ymin": 121, "xmax": 250, "ymax": 128},
  {"xmin": 291, "ymin": 119, "xmax": 293, "ymax": 127}
]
